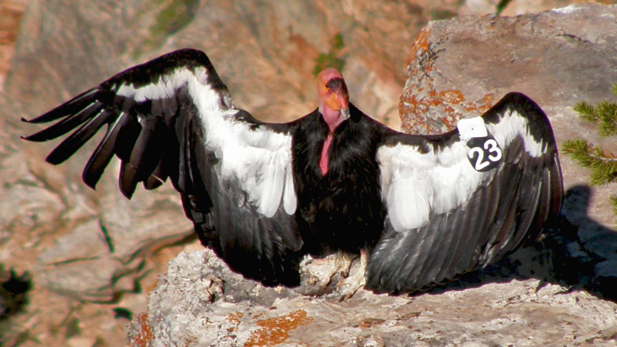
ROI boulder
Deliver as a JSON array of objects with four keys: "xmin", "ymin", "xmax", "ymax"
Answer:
[{"xmin": 128, "ymin": 248, "xmax": 617, "ymax": 346}]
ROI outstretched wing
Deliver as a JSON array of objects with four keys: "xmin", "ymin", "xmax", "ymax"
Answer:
[
  {"xmin": 23, "ymin": 49, "xmax": 303, "ymax": 285},
  {"xmin": 368, "ymin": 92, "xmax": 563, "ymax": 294}
]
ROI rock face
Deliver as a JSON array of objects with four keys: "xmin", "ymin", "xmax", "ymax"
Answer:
[
  {"xmin": 2, "ymin": 0, "xmax": 617, "ymax": 346},
  {"xmin": 0, "ymin": 0, "xmax": 27, "ymax": 91},
  {"xmin": 400, "ymin": 3, "xmax": 617, "ymax": 136}
]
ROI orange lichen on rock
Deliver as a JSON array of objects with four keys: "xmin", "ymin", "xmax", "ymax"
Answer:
[
  {"xmin": 129, "ymin": 313, "xmax": 154, "ymax": 347},
  {"xmin": 227, "ymin": 311, "xmax": 244, "ymax": 324},
  {"xmin": 439, "ymin": 90, "xmax": 465, "ymax": 104},
  {"xmin": 359, "ymin": 318, "xmax": 385, "ymax": 328},
  {"xmin": 226, "ymin": 312, "xmax": 244, "ymax": 334},
  {"xmin": 401, "ymin": 88, "xmax": 496, "ymax": 134},
  {"xmin": 400, "ymin": 25, "xmax": 498, "ymax": 135},
  {"xmin": 244, "ymin": 310, "xmax": 313, "ymax": 347},
  {"xmin": 407, "ymin": 26, "xmax": 431, "ymax": 68}
]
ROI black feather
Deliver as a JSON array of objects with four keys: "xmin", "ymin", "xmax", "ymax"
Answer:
[
  {"xmin": 128, "ymin": 116, "xmax": 166, "ymax": 181},
  {"xmin": 113, "ymin": 114, "xmax": 141, "ymax": 162},
  {"xmin": 143, "ymin": 174, "xmax": 165, "ymax": 190},
  {"xmin": 46, "ymin": 108, "xmax": 114, "ymax": 164},
  {"xmin": 143, "ymin": 155, "xmax": 169, "ymax": 190},
  {"xmin": 82, "ymin": 115, "xmax": 130, "ymax": 189},
  {"xmin": 22, "ymin": 89, "xmax": 100, "ymax": 124},
  {"xmin": 23, "ymin": 101, "xmax": 104, "ymax": 142},
  {"xmin": 119, "ymin": 161, "xmax": 139, "ymax": 199}
]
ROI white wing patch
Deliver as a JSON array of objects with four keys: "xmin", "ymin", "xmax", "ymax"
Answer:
[
  {"xmin": 212, "ymin": 118, "xmax": 295, "ymax": 218},
  {"xmin": 387, "ymin": 169, "xmax": 431, "ymax": 232},
  {"xmin": 283, "ymin": 164, "xmax": 297, "ymax": 215},
  {"xmin": 379, "ymin": 142, "xmax": 487, "ymax": 232},
  {"xmin": 189, "ymin": 76, "xmax": 296, "ymax": 218},
  {"xmin": 116, "ymin": 66, "xmax": 297, "ymax": 218},
  {"xmin": 379, "ymin": 106, "xmax": 551, "ymax": 232},
  {"xmin": 488, "ymin": 109, "xmax": 546, "ymax": 158},
  {"xmin": 116, "ymin": 68, "xmax": 205, "ymax": 102}
]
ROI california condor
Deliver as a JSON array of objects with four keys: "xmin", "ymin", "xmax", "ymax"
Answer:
[{"xmin": 23, "ymin": 49, "xmax": 563, "ymax": 295}]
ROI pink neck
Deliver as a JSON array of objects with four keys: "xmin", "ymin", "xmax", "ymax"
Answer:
[
  {"xmin": 319, "ymin": 103, "xmax": 345, "ymax": 133},
  {"xmin": 318, "ymin": 104, "xmax": 344, "ymax": 176},
  {"xmin": 319, "ymin": 133, "xmax": 333, "ymax": 176}
]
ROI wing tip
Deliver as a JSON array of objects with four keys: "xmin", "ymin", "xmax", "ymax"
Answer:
[{"xmin": 499, "ymin": 92, "xmax": 539, "ymax": 108}]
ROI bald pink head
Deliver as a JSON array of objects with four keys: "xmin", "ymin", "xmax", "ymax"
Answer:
[{"xmin": 317, "ymin": 68, "xmax": 350, "ymax": 132}]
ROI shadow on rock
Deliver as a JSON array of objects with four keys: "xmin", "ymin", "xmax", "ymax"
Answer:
[
  {"xmin": 0, "ymin": 266, "xmax": 32, "ymax": 345},
  {"xmin": 0, "ymin": 266, "xmax": 31, "ymax": 321},
  {"xmin": 424, "ymin": 185, "xmax": 617, "ymax": 303}
]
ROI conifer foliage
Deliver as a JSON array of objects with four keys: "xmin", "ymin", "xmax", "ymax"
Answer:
[{"xmin": 562, "ymin": 84, "xmax": 617, "ymax": 216}]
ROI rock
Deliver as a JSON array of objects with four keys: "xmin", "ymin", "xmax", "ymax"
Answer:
[
  {"xmin": 0, "ymin": 0, "xmax": 27, "ymax": 91},
  {"xmin": 401, "ymin": 2, "xmax": 617, "ymax": 299},
  {"xmin": 401, "ymin": 3, "xmax": 617, "ymax": 135},
  {"xmin": 127, "ymin": 248, "xmax": 617, "ymax": 346},
  {"xmin": 458, "ymin": 0, "xmax": 574, "ymax": 16}
]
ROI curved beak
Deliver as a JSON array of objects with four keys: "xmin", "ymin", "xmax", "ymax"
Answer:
[
  {"xmin": 317, "ymin": 69, "xmax": 351, "ymax": 123},
  {"xmin": 340, "ymin": 106, "xmax": 350, "ymax": 120},
  {"xmin": 336, "ymin": 90, "xmax": 350, "ymax": 120}
]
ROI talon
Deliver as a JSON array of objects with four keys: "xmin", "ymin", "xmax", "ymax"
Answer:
[
  {"xmin": 333, "ymin": 249, "xmax": 368, "ymax": 300},
  {"xmin": 296, "ymin": 252, "xmax": 357, "ymax": 296},
  {"xmin": 295, "ymin": 249, "xmax": 369, "ymax": 300}
]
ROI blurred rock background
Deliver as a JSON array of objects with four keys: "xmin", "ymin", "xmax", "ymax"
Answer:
[{"xmin": 1, "ymin": 0, "xmax": 617, "ymax": 346}]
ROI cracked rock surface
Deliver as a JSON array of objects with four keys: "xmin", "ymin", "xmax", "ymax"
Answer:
[{"xmin": 128, "ymin": 248, "xmax": 617, "ymax": 346}]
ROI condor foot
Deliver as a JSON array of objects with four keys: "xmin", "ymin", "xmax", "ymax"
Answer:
[{"xmin": 294, "ymin": 250, "xmax": 368, "ymax": 300}]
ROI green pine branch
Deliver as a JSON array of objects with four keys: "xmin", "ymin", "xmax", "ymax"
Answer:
[
  {"xmin": 566, "ymin": 83, "xmax": 617, "ymax": 218},
  {"xmin": 562, "ymin": 139, "xmax": 617, "ymax": 185},
  {"xmin": 572, "ymin": 101, "xmax": 617, "ymax": 137}
]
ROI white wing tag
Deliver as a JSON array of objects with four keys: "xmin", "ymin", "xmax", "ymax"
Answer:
[
  {"xmin": 466, "ymin": 136, "xmax": 502, "ymax": 172},
  {"xmin": 457, "ymin": 117, "xmax": 502, "ymax": 172},
  {"xmin": 457, "ymin": 117, "xmax": 488, "ymax": 140}
]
